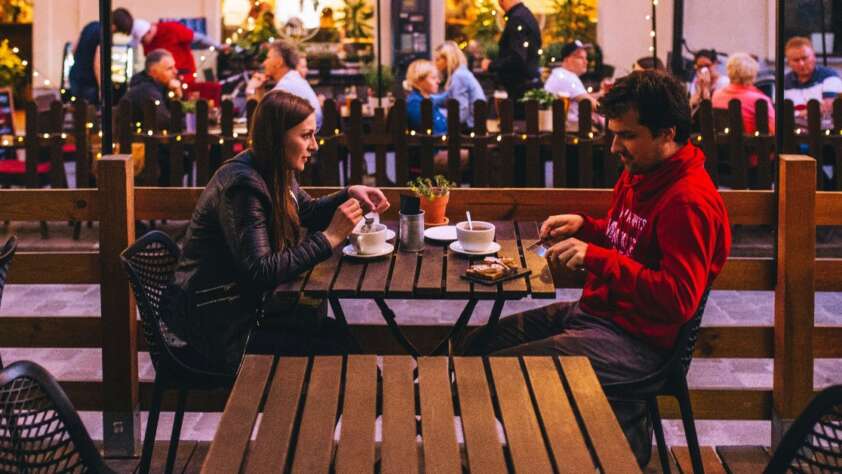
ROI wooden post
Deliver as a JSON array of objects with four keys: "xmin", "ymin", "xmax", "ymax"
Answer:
[
  {"xmin": 728, "ymin": 98, "xmax": 746, "ymax": 189},
  {"xmin": 446, "ymin": 99, "xmax": 461, "ymax": 184},
  {"xmin": 781, "ymin": 100, "xmax": 796, "ymax": 154},
  {"xmin": 698, "ymin": 99, "xmax": 719, "ymax": 185},
  {"xmin": 472, "ymin": 100, "xmax": 489, "ymax": 187},
  {"xmin": 577, "ymin": 99, "xmax": 593, "ymax": 187},
  {"xmin": 195, "ymin": 99, "xmax": 211, "ymax": 185},
  {"xmin": 806, "ymin": 100, "xmax": 823, "ymax": 188},
  {"xmin": 169, "ymin": 101, "xmax": 185, "ymax": 187},
  {"xmin": 551, "ymin": 99, "xmax": 567, "ymax": 187},
  {"xmin": 24, "ymin": 101, "xmax": 39, "ymax": 189},
  {"xmin": 348, "ymin": 99, "xmax": 364, "ymax": 185},
  {"xmin": 772, "ymin": 154, "xmax": 815, "ymax": 448},
  {"xmin": 48, "ymin": 101, "xmax": 67, "ymax": 188},
  {"xmin": 832, "ymin": 98, "xmax": 842, "ymax": 191},
  {"xmin": 499, "ymin": 99, "xmax": 514, "ymax": 186},
  {"xmin": 374, "ymin": 107, "xmax": 388, "ymax": 186},
  {"xmin": 117, "ymin": 99, "xmax": 132, "ymax": 155},
  {"xmin": 420, "ymin": 98, "xmax": 435, "ymax": 179},
  {"xmin": 754, "ymin": 99, "xmax": 773, "ymax": 189},
  {"xmin": 391, "ymin": 99, "xmax": 409, "ymax": 185},
  {"xmin": 524, "ymin": 100, "xmax": 541, "ymax": 187},
  {"xmin": 320, "ymin": 99, "xmax": 341, "ymax": 185},
  {"xmin": 141, "ymin": 100, "xmax": 160, "ymax": 186},
  {"xmin": 74, "ymin": 99, "xmax": 91, "ymax": 188},
  {"xmin": 98, "ymin": 155, "xmax": 139, "ymax": 456},
  {"xmin": 220, "ymin": 99, "xmax": 235, "ymax": 163}
]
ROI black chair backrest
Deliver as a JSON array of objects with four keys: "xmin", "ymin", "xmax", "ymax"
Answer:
[
  {"xmin": 0, "ymin": 235, "xmax": 18, "ymax": 310},
  {"xmin": 677, "ymin": 285, "xmax": 713, "ymax": 375},
  {"xmin": 119, "ymin": 231, "xmax": 180, "ymax": 370},
  {"xmin": 0, "ymin": 360, "xmax": 114, "ymax": 473},
  {"xmin": 765, "ymin": 385, "xmax": 842, "ymax": 473}
]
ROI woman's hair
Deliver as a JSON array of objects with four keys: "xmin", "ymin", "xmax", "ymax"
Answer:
[
  {"xmin": 248, "ymin": 90, "xmax": 315, "ymax": 250},
  {"xmin": 402, "ymin": 59, "xmax": 438, "ymax": 92},
  {"xmin": 725, "ymin": 52, "xmax": 759, "ymax": 85},
  {"xmin": 633, "ymin": 56, "xmax": 665, "ymax": 71},
  {"xmin": 435, "ymin": 41, "xmax": 467, "ymax": 89}
]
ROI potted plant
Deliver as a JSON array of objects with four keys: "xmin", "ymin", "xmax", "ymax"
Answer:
[
  {"xmin": 407, "ymin": 175, "xmax": 453, "ymax": 226},
  {"xmin": 0, "ymin": 39, "xmax": 26, "ymax": 103},
  {"xmin": 521, "ymin": 88, "xmax": 556, "ymax": 132},
  {"xmin": 363, "ymin": 64, "xmax": 394, "ymax": 109},
  {"xmin": 180, "ymin": 99, "xmax": 198, "ymax": 133}
]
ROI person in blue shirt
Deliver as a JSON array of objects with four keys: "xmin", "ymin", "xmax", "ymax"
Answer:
[
  {"xmin": 68, "ymin": 8, "xmax": 134, "ymax": 106},
  {"xmin": 434, "ymin": 41, "xmax": 487, "ymax": 130},
  {"xmin": 403, "ymin": 59, "xmax": 448, "ymax": 136}
]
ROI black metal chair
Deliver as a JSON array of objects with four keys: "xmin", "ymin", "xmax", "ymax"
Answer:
[
  {"xmin": 765, "ymin": 384, "xmax": 842, "ymax": 473},
  {"xmin": 120, "ymin": 231, "xmax": 234, "ymax": 474},
  {"xmin": 603, "ymin": 286, "xmax": 713, "ymax": 474},
  {"xmin": 0, "ymin": 235, "xmax": 18, "ymax": 369},
  {"xmin": 0, "ymin": 360, "xmax": 116, "ymax": 473}
]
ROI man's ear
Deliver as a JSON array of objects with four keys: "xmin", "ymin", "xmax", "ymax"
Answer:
[{"xmin": 658, "ymin": 126, "xmax": 677, "ymax": 142}]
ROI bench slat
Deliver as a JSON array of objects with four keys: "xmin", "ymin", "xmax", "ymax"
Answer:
[
  {"xmin": 245, "ymin": 357, "xmax": 309, "ymax": 474},
  {"xmin": 523, "ymin": 357, "xmax": 594, "ymax": 473},
  {"xmin": 202, "ymin": 355, "xmax": 273, "ymax": 474},
  {"xmin": 381, "ymin": 356, "xmax": 420, "ymax": 474},
  {"xmin": 559, "ymin": 356, "xmax": 641, "ymax": 473},
  {"xmin": 418, "ymin": 357, "xmax": 461, "ymax": 474},
  {"xmin": 488, "ymin": 357, "xmax": 554, "ymax": 474},
  {"xmin": 715, "ymin": 446, "xmax": 771, "ymax": 474},
  {"xmin": 291, "ymin": 356, "xmax": 343, "ymax": 473},
  {"xmin": 672, "ymin": 446, "xmax": 728, "ymax": 474},
  {"xmin": 334, "ymin": 355, "xmax": 378, "ymax": 474},
  {"xmin": 453, "ymin": 357, "xmax": 508, "ymax": 474}
]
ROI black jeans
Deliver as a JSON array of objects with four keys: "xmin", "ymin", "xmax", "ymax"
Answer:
[
  {"xmin": 247, "ymin": 297, "xmax": 354, "ymax": 357},
  {"xmin": 460, "ymin": 301, "xmax": 667, "ymax": 467}
]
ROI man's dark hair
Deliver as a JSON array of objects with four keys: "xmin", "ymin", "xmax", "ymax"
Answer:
[
  {"xmin": 112, "ymin": 8, "xmax": 133, "ymax": 35},
  {"xmin": 634, "ymin": 56, "xmax": 665, "ymax": 71},
  {"xmin": 598, "ymin": 70, "xmax": 692, "ymax": 144},
  {"xmin": 268, "ymin": 40, "xmax": 300, "ymax": 69},
  {"xmin": 145, "ymin": 49, "xmax": 173, "ymax": 71}
]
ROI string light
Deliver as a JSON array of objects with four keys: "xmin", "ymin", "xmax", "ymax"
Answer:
[
  {"xmin": 496, "ymin": 135, "xmax": 502, "ymax": 142},
  {"xmin": 470, "ymin": 132, "xmax": 475, "ymax": 138},
  {"xmin": 754, "ymin": 131, "xmax": 760, "ymax": 137},
  {"xmin": 60, "ymin": 133, "xmax": 67, "ymax": 139},
  {"xmin": 426, "ymin": 128, "xmax": 432, "ymax": 135},
  {"xmin": 538, "ymin": 48, "xmax": 544, "ymax": 55},
  {"xmin": 523, "ymin": 41, "xmax": 529, "ymax": 48},
  {"xmin": 724, "ymin": 127, "xmax": 730, "ymax": 135},
  {"xmin": 176, "ymin": 135, "xmax": 182, "ymax": 142},
  {"xmin": 42, "ymin": 133, "xmax": 49, "ymax": 139},
  {"xmin": 147, "ymin": 130, "xmax": 154, "ymax": 136},
  {"xmin": 11, "ymin": 47, "xmax": 19, "ymax": 54},
  {"xmin": 826, "ymin": 129, "xmax": 831, "ymax": 136},
  {"xmin": 219, "ymin": 138, "xmax": 225, "ymax": 145},
  {"xmin": 154, "ymin": 100, "xmax": 161, "ymax": 106},
  {"xmin": 441, "ymin": 135, "xmax": 447, "ymax": 142},
  {"xmin": 410, "ymin": 130, "xmax": 416, "ymax": 136}
]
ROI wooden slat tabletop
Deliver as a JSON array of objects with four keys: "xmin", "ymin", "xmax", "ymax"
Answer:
[
  {"xmin": 276, "ymin": 221, "xmax": 556, "ymax": 300},
  {"xmin": 202, "ymin": 355, "xmax": 639, "ymax": 473}
]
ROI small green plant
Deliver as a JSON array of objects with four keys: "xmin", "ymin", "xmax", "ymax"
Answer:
[
  {"xmin": 0, "ymin": 39, "xmax": 26, "ymax": 89},
  {"xmin": 407, "ymin": 175, "xmax": 453, "ymax": 200},
  {"xmin": 520, "ymin": 88, "xmax": 556, "ymax": 109},
  {"xmin": 179, "ymin": 100, "xmax": 197, "ymax": 114},
  {"xmin": 363, "ymin": 64, "xmax": 394, "ymax": 97}
]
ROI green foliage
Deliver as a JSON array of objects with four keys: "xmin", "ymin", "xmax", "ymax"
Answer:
[
  {"xmin": 541, "ymin": 43, "xmax": 565, "ymax": 67},
  {"xmin": 544, "ymin": 0, "xmax": 596, "ymax": 46},
  {"xmin": 407, "ymin": 175, "xmax": 454, "ymax": 200},
  {"xmin": 179, "ymin": 100, "xmax": 197, "ymax": 114},
  {"xmin": 520, "ymin": 88, "xmax": 556, "ymax": 109},
  {"xmin": 339, "ymin": 0, "xmax": 374, "ymax": 40},
  {"xmin": 464, "ymin": 0, "xmax": 502, "ymax": 61},
  {"xmin": 0, "ymin": 39, "xmax": 25, "ymax": 89},
  {"xmin": 231, "ymin": 11, "xmax": 280, "ymax": 64},
  {"xmin": 363, "ymin": 64, "xmax": 394, "ymax": 97}
]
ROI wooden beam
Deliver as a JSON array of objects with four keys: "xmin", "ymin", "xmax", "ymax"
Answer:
[
  {"xmin": 135, "ymin": 187, "xmax": 203, "ymax": 220},
  {"xmin": 658, "ymin": 389, "xmax": 771, "ymax": 420},
  {"xmin": 6, "ymin": 252, "xmax": 100, "ymax": 284},
  {"xmin": 816, "ymin": 258, "xmax": 842, "ymax": 291},
  {"xmin": 0, "ymin": 189, "xmax": 99, "ymax": 221}
]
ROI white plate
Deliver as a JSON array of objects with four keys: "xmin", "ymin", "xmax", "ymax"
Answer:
[
  {"xmin": 342, "ymin": 243, "xmax": 394, "ymax": 259},
  {"xmin": 448, "ymin": 241, "xmax": 501, "ymax": 256},
  {"xmin": 424, "ymin": 225, "xmax": 457, "ymax": 242}
]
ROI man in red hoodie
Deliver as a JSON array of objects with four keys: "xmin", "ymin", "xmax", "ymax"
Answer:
[{"xmin": 462, "ymin": 70, "xmax": 731, "ymax": 466}]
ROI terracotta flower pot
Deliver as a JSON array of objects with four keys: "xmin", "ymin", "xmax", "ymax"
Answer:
[{"xmin": 419, "ymin": 191, "xmax": 449, "ymax": 225}]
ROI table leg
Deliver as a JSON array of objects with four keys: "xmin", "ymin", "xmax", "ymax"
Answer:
[
  {"xmin": 466, "ymin": 298, "xmax": 506, "ymax": 354},
  {"xmin": 328, "ymin": 297, "xmax": 363, "ymax": 353},
  {"xmin": 431, "ymin": 299, "xmax": 479, "ymax": 356},
  {"xmin": 374, "ymin": 298, "xmax": 421, "ymax": 357}
]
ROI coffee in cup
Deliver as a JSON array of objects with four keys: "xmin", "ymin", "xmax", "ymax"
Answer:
[
  {"xmin": 456, "ymin": 221, "xmax": 495, "ymax": 252},
  {"xmin": 350, "ymin": 223, "xmax": 387, "ymax": 254}
]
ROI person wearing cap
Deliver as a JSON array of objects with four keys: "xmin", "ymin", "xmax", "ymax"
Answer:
[
  {"xmin": 131, "ymin": 18, "xmax": 222, "ymax": 86},
  {"xmin": 544, "ymin": 40, "xmax": 598, "ymax": 131},
  {"xmin": 68, "ymin": 8, "xmax": 134, "ymax": 106},
  {"xmin": 480, "ymin": 0, "xmax": 541, "ymax": 118}
]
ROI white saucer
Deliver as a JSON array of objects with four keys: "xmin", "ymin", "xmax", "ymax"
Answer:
[
  {"xmin": 424, "ymin": 225, "xmax": 457, "ymax": 242},
  {"xmin": 449, "ymin": 241, "xmax": 501, "ymax": 256},
  {"xmin": 342, "ymin": 243, "xmax": 394, "ymax": 259}
]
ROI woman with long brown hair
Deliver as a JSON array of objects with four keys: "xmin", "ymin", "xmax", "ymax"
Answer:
[{"xmin": 163, "ymin": 90, "xmax": 389, "ymax": 372}]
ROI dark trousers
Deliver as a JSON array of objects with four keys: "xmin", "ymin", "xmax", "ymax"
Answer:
[
  {"xmin": 460, "ymin": 301, "xmax": 667, "ymax": 467},
  {"xmin": 247, "ymin": 297, "xmax": 353, "ymax": 357}
]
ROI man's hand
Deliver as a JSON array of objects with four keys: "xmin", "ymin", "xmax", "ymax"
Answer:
[
  {"xmin": 545, "ymin": 238, "xmax": 588, "ymax": 270},
  {"xmin": 539, "ymin": 214, "xmax": 584, "ymax": 243},
  {"xmin": 246, "ymin": 72, "xmax": 268, "ymax": 95},
  {"xmin": 481, "ymin": 58, "xmax": 492, "ymax": 72},
  {"xmin": 168, "ymin": 79, "xmax": 183, "ymax": 100},
  {"xmin": 348, "ymin": 185, "xmax": 390, "ymax": 214}
]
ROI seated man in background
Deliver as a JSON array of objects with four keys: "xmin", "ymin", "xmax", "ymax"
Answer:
[
  {"xmin": 461, "ymin": 70, "xmax": 731, "ymax": 466},
  {"xmin": 784, "ymin": 36, "xmax": 842, "ymax": 118},
  {"xmin": 544, "ymin": 40, "xmax": 598, "ymax": 132},
  {"xmin": 246, "ymin": 40, "xmax": 323, "ymax": 130},
  {"xmin": 125, "ymin": 49, "xmax": 182, "ymax": 126}
]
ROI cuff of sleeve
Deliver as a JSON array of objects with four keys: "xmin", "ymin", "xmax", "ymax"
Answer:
[
  {"xmin": 312, "ymin": 231, "xmax": 335, "ymax": 259},
  {"xmin": 574, "ymin": 213, "xmax": 601, "ymax": 241},
  {"xmin": 583, "ymin": 244, "xmax": 611, "ymax": 275}
]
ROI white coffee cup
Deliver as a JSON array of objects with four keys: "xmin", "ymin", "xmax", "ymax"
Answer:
[
  {"xmin": 456, "ymin": 221, "xmax": 495, "ymax": 252},
  {"xmin": 350, "ymin": 223, "xmax": 387, "ymax": 254}
]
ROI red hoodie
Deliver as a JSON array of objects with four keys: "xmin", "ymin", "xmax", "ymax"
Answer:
[{"xmin": 577, "ymin": 143, "xmax": 731, "ymax": 350}]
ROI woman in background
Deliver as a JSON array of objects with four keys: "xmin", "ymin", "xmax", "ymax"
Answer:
[{"xmin": 435, "ymin": 41, "xmax": 487, "ymax": 130}]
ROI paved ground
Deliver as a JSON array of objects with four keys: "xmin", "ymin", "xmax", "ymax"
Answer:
[{"xmin": 1, "ymin": 161, "xmax": 840, "ymax": 448}]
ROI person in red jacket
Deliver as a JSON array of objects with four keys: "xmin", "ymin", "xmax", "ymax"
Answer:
[
  {"xmin": 461, "ymin": 70, "xmax": 731, "ymax": 466},
  {"xmin": 132, "ymin": 19, "xmax": 222, "ymax": 86}
]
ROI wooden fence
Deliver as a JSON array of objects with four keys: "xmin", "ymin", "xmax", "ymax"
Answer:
[
  {"xmin": 0, "ymin": 153, "xmax": 835, "ymax": 454},
  {"xmin": 6, "ymin": 95, "xmax": 842, "ymax": 193}
]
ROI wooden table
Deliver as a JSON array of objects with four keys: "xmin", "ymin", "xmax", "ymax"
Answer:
[
  {"xmin": 274, "ymin": 221, "xmax": 557, "ymax": 355},
  {"xmin": 201, "ymin": 354, "xmax": 640, "ymax": 473}
]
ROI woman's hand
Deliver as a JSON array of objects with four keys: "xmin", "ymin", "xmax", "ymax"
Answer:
[
  {"xmin": 323, "ymin": 198, "xmax": 363, "ymax": 248},
  {"xmin": 348, "ymin": 185, "xmax": 390, "ymax": 214}
]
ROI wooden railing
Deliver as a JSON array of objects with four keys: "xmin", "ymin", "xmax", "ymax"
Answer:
[{"xmin": 0, "ymin": 153, "xmax": 835, "ymax": 453}]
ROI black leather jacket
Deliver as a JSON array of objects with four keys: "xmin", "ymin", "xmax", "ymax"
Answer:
[{"xmin": 166, "ymin": 151, "xmax": 348, "ymax": 371}]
